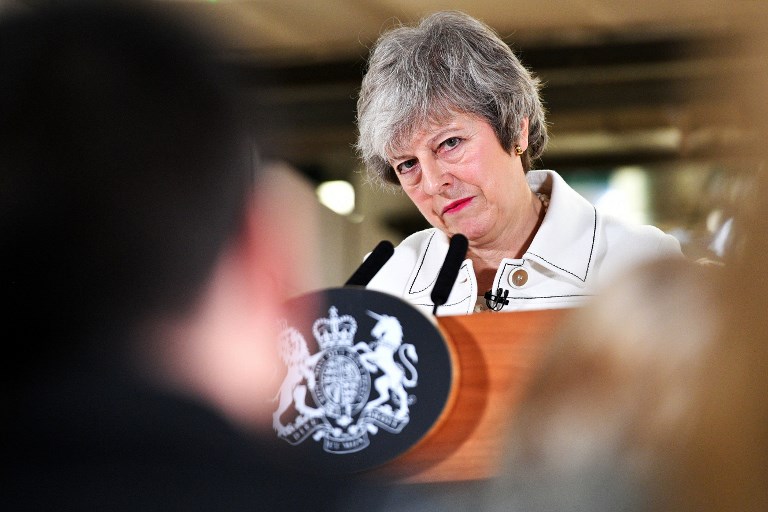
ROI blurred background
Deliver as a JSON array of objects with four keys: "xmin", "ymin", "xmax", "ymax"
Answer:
[{"xmin": 4, "ymin": 0, "xmax": 765, "ymax": 292}]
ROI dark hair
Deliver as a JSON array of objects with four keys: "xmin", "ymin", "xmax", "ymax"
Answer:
[{"xmin": 0, "ymin": 2, "xmax": 253, "ymax": 370}]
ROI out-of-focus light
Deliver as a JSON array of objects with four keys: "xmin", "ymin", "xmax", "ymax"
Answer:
[
  {"xmin": 596, "ymin": 166, "xmax": 649, "ymax": 225},
  {"xmin": 316, "ymin": 180, "xmax": 355, "ymax": 216}
]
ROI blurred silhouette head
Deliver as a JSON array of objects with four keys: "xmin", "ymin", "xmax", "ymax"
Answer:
[
  {"xmin": 499, "ymin": 258, "xmax": 724, "ymax": 511},
  {"xmin": 0, "ymin": 2, "xmax": 253, "ymax": 375}
]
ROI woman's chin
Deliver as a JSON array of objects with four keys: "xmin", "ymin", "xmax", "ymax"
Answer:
[{"xmin": 445, "ymin": 225, "xmax": 484, "ymax": 242}]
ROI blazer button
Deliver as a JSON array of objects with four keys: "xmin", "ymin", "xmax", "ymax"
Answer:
[{"xmin": 509, "ymin": 268, "xmax": 528, "ymax": 287}]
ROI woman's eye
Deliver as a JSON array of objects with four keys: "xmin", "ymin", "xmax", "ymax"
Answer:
[
  {"xmin": 397, "ymin": 159, "xmax": 418, "ymax": 174},
  {"xmin": 442, "ymin": 137, "xmax": 461, "ymax": 150}
]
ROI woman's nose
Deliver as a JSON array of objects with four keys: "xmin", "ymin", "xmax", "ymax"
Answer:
[{"xmin": 421, "ymin": 158, "xmax": 452, "ymax": 195}]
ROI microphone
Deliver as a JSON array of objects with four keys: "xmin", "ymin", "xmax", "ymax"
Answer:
[
  {"xmin": 430, "ymin": 234, "xmax": 469, "ymax": 315},
  {"xmin": 344, "ymin": 240, "xmax": 395, "ymax": 287},
  {"xmin": 484, "ymin": 288, "xmax": 510, "ymax": 311}
]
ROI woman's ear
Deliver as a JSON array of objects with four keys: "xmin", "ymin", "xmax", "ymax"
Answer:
[{"xmin": 518, "ymin": 117, "xmax": 530, "ymax": 152}]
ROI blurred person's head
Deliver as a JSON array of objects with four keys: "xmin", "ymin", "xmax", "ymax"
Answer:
[
  {"xmin": 1, "ymin": 1, "xmax": 290, "ymax": 429},
  {"xmin": 493, "ymin": 18, "xmax": 768, "ymax": 511},
  {"xmin": 496, "ymin": 258, "xmax": 724, "ymax": 511},
  {"xmin": 677, "ymin": 27, "xmax": 768, "ymax": 507}
]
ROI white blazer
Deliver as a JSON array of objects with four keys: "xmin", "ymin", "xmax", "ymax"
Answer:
[{"xmin": 366, "ymin": 170, "xmax": 683, "ymax": 317}]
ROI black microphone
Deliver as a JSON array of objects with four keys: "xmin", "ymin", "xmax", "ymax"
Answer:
[
  {"xmin": 484, "ymin": 288, "xmax": 510, "ymax": 311},
  {"xmin": 430, "ymin": 234, "xmax": 469, "ymax": 315},
  {"xmin": 344, "ymin": 240, "xmax": 395, "ymax": 287}
]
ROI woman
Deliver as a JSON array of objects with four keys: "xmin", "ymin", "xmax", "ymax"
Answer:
[{"xmin": 356, "ymin": 11, "xmax": 682, "ymax": 316}]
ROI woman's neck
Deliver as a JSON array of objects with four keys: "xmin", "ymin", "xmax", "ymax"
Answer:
[{"xmin": 468, "ymin": 191, "xmax": 547, "ymax": 293}]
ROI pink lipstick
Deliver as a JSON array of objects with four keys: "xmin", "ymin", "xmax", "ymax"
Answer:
[{"xmin": 443, "ymin": 197, "xmax": 473, "ymax": 214}]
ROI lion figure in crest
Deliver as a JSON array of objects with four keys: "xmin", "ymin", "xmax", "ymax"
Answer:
[{"xmin": 272, "ymin": 321, "xmax": 324, "ymax": 435}]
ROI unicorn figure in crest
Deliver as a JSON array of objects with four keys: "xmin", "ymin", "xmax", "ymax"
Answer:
[{"xmin": 354, "ymin": 310, "xmax": 418, "ymax": 419}]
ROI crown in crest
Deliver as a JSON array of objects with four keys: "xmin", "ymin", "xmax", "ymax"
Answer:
[{"xmin": 313, "ymin": 306, "xmax": 357, "ymax": 349}]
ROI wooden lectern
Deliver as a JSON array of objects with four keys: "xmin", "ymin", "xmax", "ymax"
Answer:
[{"xmin": 374, "ymin": 308, "xmax": 573, "ymax": 483}]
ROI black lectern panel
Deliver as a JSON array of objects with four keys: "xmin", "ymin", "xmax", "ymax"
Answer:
[{"xmin": 271, "ymin": 287, "xmax": 452, "ymax": 475}]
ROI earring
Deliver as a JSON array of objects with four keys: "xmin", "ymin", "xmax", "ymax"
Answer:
[{"xmin": 514, "ymin": 145, "xmax": 524, "ymax": 156}]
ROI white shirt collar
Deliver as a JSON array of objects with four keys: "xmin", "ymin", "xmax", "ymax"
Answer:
[{"xmin": 523, "ymin": 170, "xmax": 598, "ymax": 286}]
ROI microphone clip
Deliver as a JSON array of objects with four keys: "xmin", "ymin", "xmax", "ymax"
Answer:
[{"xmin": 483, "ymin": 287, "xmax": 509, "ymax": 311}]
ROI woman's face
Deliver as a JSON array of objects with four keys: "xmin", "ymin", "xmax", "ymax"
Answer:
[{"xmin": 387, "ymin": 113, "xmax": 531, "ymax": 246}]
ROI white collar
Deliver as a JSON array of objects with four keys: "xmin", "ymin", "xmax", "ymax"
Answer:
[{"xmin": 523, "ymin": 170, "xmax": 598, "ymax": 286}]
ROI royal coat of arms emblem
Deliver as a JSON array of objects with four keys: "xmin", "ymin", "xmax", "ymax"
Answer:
[{"xmin": 273, "ymin": 306, "xmax": 419, "ymax": 454}]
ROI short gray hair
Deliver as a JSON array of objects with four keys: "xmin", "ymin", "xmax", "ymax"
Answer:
[{"xmin": 356, "ymin": 11, "xmax": 548, "ymax": 186}]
